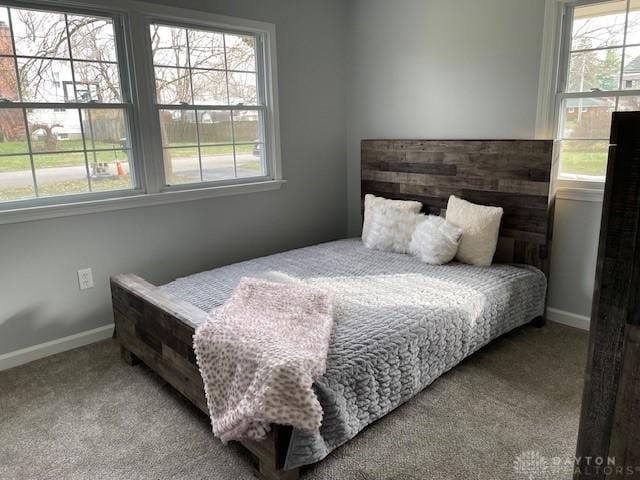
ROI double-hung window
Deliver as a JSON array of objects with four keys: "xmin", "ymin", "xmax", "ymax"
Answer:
[
  {"xmin": 555, "ymin": 0, "xmax": 640, "ymax": 183},
  {"xmin": 150, "ymin": 23, "xmax": 267, "ymax": 185},
  {"xmin": 0, "ymin": 1, "xmax": 281, "ymax": 219},
  {"xmin": 0, "ymin": 4, "xmax": 136, "ymax": 203}
]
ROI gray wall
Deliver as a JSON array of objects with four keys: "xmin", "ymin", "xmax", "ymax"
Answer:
[
  {"xmin": 0, "ymin": 0, "xmax": 348, "ymax": 355},
  {"xmin": 2, "ymin": 0, "xmax": 604, "ymax": 357},
  {"xmin": 346, "ymin": 0, "xmax": 602, "ymax": 323},
  {"xmin": 346, "ymin": 0, "xmax": 546, "ymax": 231}
]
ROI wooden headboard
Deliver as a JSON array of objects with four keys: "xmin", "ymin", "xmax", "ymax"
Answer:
[{"xmin": 361, "ymin": 139, "xmax": 557, "ymax": 277}]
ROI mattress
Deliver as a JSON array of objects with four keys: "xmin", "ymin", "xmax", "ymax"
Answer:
[{"xmin": 161, "ymin": 238, "xmax": 546, "ymax": 470}]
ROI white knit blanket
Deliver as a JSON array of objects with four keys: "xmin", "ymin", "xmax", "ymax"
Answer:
[{"xmin": 193, "ymin": 277, "xmax": 334, "ymax": 443}]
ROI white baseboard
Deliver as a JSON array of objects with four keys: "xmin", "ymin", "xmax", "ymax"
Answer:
[
  {"xmin": 0, "ymin": 324, "xmax": 114, "ymax": 372},
  {"xmin": 546, "ymin": 307, "xmax": 591, "ymax": 331},
  {"xmin": 0, "ymin": 309, "xmax": 590, "ymax": 372}
]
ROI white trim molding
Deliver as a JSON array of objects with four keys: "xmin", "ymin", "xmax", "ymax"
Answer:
[
  {"xmin": 0, "ymin": 324, "xmax": 114, "ymax": 372},
  {"xmin": 0, "ymin": 179, "xmax": 285, "ymax": 225},
  {"xmin": 556, "ymin": 186, "xmax": 604, "ymax": 203},
  {"xmin": 546, "ymin": 307, "xmax": 591, "ymax": 331},
  {"xmin": 0, "ymin": 0, "xmax": 283, "ymax": 223},
  {"xmin": 538, "ymin": 0, "xmax": 636, "ymax": 190}
]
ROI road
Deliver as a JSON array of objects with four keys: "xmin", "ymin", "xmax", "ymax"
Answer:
[{"xmin": 0, "ymin": 153, "xmax": 261, "ymax": 188}]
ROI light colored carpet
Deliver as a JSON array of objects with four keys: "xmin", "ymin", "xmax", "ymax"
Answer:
[{"xmin": 0, "ymin": 322, "xmax": 588, "ymax": 480}]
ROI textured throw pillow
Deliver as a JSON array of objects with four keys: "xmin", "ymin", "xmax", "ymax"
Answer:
[
  {"xmin": 409, "ymin": 215, "xmax": 463, "ymax": 265},
  {"xmin": 364, "ymin": 208, "xmax": 424, "ymax": 254},
  {"xmin": 362, "ymin": 194, "xmax": 423, "ymax": 244},
  {"xmin": 445, "ymin": 195, "xmax": 503, "ymax": 266}
]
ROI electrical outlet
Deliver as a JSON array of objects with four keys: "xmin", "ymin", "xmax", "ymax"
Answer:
[{"xmin": 77, "ymin": 268, "xmax": 94, "ymax": 290}]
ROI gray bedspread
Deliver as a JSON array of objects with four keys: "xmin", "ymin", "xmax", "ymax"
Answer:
[{"xmin": 161, "ymin": 239, "xmax": 546, "ymax": 470}]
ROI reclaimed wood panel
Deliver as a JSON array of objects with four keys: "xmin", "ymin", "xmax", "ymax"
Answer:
[
  {"xmin": 361, "ymin": 139, "xmax": 556, "ymax": 276},
  {"xmin": 111, "ymin": 274, "xmax": 299, "ymax": 480},
  {"xmin": 575, "ymin": 112, "xmax": 640, "ymax": 479},
  {"xmin": 608, "ymin": 324, "xmax": 640, "ymax": 478}
]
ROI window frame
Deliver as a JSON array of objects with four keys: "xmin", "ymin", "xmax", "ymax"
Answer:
[
  {"xmin": 538, "ymin": 0, "xmax": 640, "ymax": 193},
  {"xmin": 132, "ymin": 3, "xmax": 282, "ymax": 196},
  {"xmin": 145, "ymin": 18, "xmax": 272, "ymax": 190},
  {"xmin": 0, "ymin": 0, "xmax": 283, "ymax": 224},
  {"xmin": 0, "ymin": 0, "xmax": 147, "ymax": 210}
]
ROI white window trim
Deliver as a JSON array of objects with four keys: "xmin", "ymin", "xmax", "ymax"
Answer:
[
  {"xmin": 555, "ymin": 184, "xmax": 604, "ymax": 202},
  {"xmin": 0, "ymin": 179, "xmax": 285, "ymax": 225},
  {"xmin": 536, "ymin": 0, "xmax": 609, "ymax": 201},
  {"xmin": 0, "ymin": 0, "xmax": 284, "ymax": 225},
  {"xmin": 131, "ymin": 3, "xmax": 283, "ymax": 193}
]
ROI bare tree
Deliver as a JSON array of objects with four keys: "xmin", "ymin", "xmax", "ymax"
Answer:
[
  {"xmin": 569, "ymin": 13, "xmax": 640, "ymax": 92},
  {"xmin": 150, "ymin": 25, "xmax": 256, "ymax": 106}
]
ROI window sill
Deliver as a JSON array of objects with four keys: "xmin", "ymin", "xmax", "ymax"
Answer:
[
  {"xmin": 556, "ymin": 186, "xmax": 604, "ymax": 203},
  {"xmin": 0, "ymin": 179, "xmax": 286, "ymax": 226}
]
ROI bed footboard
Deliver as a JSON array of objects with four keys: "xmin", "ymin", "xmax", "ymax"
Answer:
[{"xmin": 110, "ymin": 274, "xmax": 299, "ymax": 480}]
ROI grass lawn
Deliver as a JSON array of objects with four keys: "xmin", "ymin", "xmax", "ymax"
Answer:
[
  {"xmin": 560, "ymin": 141, "xmax": 608, "ymax": 177},
  {"xmin": 1, "ymin": 157, "xmax": 261, "ymax": 199},
  {"xmin": 0, "ymin": 176, "xmax": 132, "ymax": 201},
  {"xmin": 0, "ymin": 140, "xmax": 255, "ymax": 172},
  {"xmin": 0, "ymin": 140, "xmax": 129, "ymax": 172}
]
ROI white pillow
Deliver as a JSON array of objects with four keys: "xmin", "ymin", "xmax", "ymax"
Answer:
[
  {"xmin": 362, "ymin": 194, "xmax": 423, "ymax": 244},
  {"xmin": 445, "ymin": 195, "xmax": 503, "ymax": 267},
  {"xmin": 363, "ymin": 208, "xmax": 424, "ymax": 254},
  {"xmin": 409, "ymin": 215, "xmax": 463, "ymax": 265}
]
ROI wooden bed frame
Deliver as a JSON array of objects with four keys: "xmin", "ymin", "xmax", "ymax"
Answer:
[{"xmin": 111, "ymin": 139, "xmax": 557, "ymax": 480}]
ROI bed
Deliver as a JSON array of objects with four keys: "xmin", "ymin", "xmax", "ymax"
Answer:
[{"xmin": 111, "ymin": 139, "xmax": 556, "ymax": 480}]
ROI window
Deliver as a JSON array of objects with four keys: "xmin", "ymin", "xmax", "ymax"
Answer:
[
  {"xmin": 0, "ymin": 4, "xmax": 135, "ymax": 203},
  {"xmin": 556, "ymin": 0, "xmax": 640, "ymax": 182},
  {"xmin": 0, "ymin": 1, "xmax": 281, "ymax": 218},
  {"xmin": 149, "ymin": 23, "xmax": 266, "ymax": 185}
]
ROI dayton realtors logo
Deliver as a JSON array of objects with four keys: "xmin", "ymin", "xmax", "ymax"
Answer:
[
  {"xmin": 513, "ymin": 451, "xmax": 553, "ymax": 479},
  {"xmin": 513, "ymin": 451, "xmax": 640, "ymax": 479}
]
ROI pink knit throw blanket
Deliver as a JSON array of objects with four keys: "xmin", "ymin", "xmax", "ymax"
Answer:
[{"xmin": 193, "ymin": 277, "xmax": 335, "ymax": 443}]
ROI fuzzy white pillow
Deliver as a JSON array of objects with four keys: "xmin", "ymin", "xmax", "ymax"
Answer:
[
  {"xmin": 409, "ymin": 215, "xmax": 463, "ymax": 265},
  {"xmin": 364, "ymin": 208, "xmax": 424, "ymax": 254},
  {"xmin": 445, "ymin": 195, "xmax": 503, "ymax": 266},
  {"xmin": 362, "ymin": 194, "xmax": 423, "ymax": 244}
]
